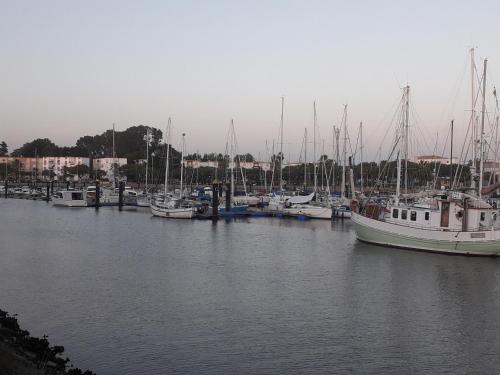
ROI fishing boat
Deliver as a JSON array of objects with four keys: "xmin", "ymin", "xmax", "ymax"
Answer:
[
  {"xmin": 52, "ymin": 190, "xmax": 87, "ymax": 207},
  {"xmin": 352, "ymin": 52, "xmax": 500, "ymax": 255}
]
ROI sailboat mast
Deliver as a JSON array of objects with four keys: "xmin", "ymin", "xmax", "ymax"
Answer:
[
  {"xmin": 164, "ymin": 118, "xmax": 171, "ymax": 202},
  {"xmin": 180, "ymin": 133, "xmax": 185, "ymax": 199},
  {"xmin": 279, "ymin": 97, "xmax": 284, "ymax": 194},
  {"xmin": 341, "ymin": 105, "xmax": 347, "ymax": 199},
  {"xmin": 479, "ymin": 58, "xmax": 488, "ymax": 198},
  {"xmin": 360, "ymin": 121, "xmax": 363, "ymax": 194},
  {"xmin": 471, "ymin": 47, "xmax": 477, "ymax": 189},
  {"xmin": 304, "ymin": 128, "xmax": 308, "ymax": 188},
  {"xmin": 450, "ymin": 120, "xmax": 454, "ymax": 188},
  {"xmin": 145, "ymin": 128, "xmax": 149, "ymax": 194},
  {"xmin": 230, "ymin": 120, "xmax": 235, "ymax": 199},
  {"xmin": 112, "ymin": 123, "xmax": 116, "ymax": 186},
  {"xmin": 264, "ymin": 140, "xmax": 268, "ymax": 193},
  {"xmin": 404, "ymin": 85, "xmax": 410, "ymax": 196},
  {"xmin": 313, "ymin": 101, "xmax": 317, "ymax": 193}
]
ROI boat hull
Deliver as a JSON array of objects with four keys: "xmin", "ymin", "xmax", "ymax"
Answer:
[
  {"xmin": 285, "ymin": 206, "xmax": 333, "ymax": 219},
  {"xmin": 52, "ymin": 200, "xmax": 87, "ymax": 207},
  {"xmin": 352, "ymin": 212, "xmax": 500, "ymax": 256},
  {"xmin": 151, "ymin": 205, "xmax": 194, "ymax": 219}
]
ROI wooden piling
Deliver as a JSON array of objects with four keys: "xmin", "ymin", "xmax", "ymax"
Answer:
[
  {"xmin": 212, "ymin": 183, "xmax": 219, "ymax": 221},
  {"xmin": 225, "ymin": 182, "xmax": 231, "ymax": 212},
  {"xmin": 95, "ymin": 181, "xmax": 100, "ymax": 210},
  {"xmin": 118, "ymin": 181, "xmax": 124, "ymax": 211},
  {"xmin": 4, "ymin": 180, "xmax": 7, "ymax": 198}
]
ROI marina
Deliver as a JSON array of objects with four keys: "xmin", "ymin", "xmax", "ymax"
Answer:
[{"xmin": 2, "ymin": 198, "xmax": 500, "ymax": 374}]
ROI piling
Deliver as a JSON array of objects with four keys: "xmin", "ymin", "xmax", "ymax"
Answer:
[
  {"xmin": 95, "ymin": 181, "xmax": 100, "ymax": 210},
  {"xmin": 212, "ymin": 183, "xmax": 219, "ymax": 221},
  {"xmin": 46, "ymin": 183, "xmax": 50, "ymax": 202},
  {"xmin": 50, "ymin": 180, "xmax": 54, "ymax": 195},
  {"xmin": 118, "ymin": 181, "xmax": 124, "ymax": 211},
  {"xmin": 4, "ymin": 180, "xmax": 7, "ymax": 198},
  {"xmin": 66, "ymin": 181, "xmax": 70, "ymax": 190},
  {"xmin": 225, "ymin": 182, "xmax": 231, "ymax": 212}
]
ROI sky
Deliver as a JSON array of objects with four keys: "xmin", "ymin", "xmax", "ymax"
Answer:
[{"xmin": 1, "ymin": 0, "xmax": 500, "ymax": 162}]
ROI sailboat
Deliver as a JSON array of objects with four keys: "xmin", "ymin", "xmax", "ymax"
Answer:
[
  {"xmin": 352, "ymin": 54, "xmax": 500, "ymax": 255},
  {"xmin": 332, "ymin": 105, "xmax": 352, "ymax": 218},
  {"xmin": 151, "ymin": 127, "xmax": 195, "ymax": 219}
]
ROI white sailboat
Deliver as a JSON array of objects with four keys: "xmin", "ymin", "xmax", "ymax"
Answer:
[
  {"xmin": 352, "ymin": 55, "xmax": 500, "ymax": 255},
  {"xmin": 151, "ymin": 126, "xmax": 194, "ymax": 219}
]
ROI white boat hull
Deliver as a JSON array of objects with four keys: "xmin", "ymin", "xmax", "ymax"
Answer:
[
  {"xmin": 151, "ymin": 205, "xmax": 194, "ymax": 219},
  {"xmin": 285, "ymin": 206, "xmax": 332, "ymax": 219},
  {"xmin": 352, "ymin": 212, "xmax": 500, "ymax": 256}
]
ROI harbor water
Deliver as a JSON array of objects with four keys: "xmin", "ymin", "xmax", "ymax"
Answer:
[{"xmin": 1, "ymin": 199, "xmax": 500, "ymax": 374}]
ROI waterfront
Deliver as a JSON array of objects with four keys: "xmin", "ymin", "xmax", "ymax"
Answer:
[{"xmin": 1, "ymin": 199, "xmax": 500, "ymax": 374}]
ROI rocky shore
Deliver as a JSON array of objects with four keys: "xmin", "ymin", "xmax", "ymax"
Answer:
[{"xmin": 0, "ymin": 309, "xmax": 95, "ymax": 375}]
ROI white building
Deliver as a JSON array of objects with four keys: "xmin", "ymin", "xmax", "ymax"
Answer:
[
  {"xmin": 415, "ymin": 155, "xmax": 460, "ymax": 165},
  {"xmin": 182, "ymin": 160, "xmax": 272, "ymax": 171},
  {"xmin": 42, "ymin": 156, "xmax": 90, "ymax": 176},
  {"xmin": 93, "ymin": 158, "xmax": 128, "ymax": 178}
]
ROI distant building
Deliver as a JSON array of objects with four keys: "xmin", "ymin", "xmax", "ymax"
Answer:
[
  {"xmin": 42, "ymin": 156, "xmax": 90, "ymax": 176},
  {"xmin": 182, "ymin": 160, "xmax": 272, "ymax": 171},
  {"xmin": 0, "ymin": 156, "xmax": 42, "ymax": 173},
  {"xmin": 415, "ymin": 155, "xmax": 460, "ymax": 165},
  {"xmin": 93, "ymin": 157, "xmax": 127, "ymax": 179}
]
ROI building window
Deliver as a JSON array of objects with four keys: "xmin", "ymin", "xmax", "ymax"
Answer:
[
  {"xmin": 425, "ymin": 212, "xmax": 430, "ymax": 221},
  {"xmin": 392, "ymin": 209, "xmax": 399, "ymax": 218},
  {"xmin": 410, "ymin": 211, "xmax": 417, "ymax": 221},
  {"xmin": 401, "ymin": 210, "xmax": 408, "ymax": 220}
]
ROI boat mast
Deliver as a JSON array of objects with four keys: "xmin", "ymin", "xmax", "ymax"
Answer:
[
  {"xmin": 341, "ymin": 105, "xmax": 347, "ymax": 199},
  {"xmin": 163, "ymin": 117, "xmax": 171, "ymax": 203},
  {"xmin": 279, "ymin": 97, "xmax": 284, "ymax": 195},
  {"xmin": 230, "ymin": 120, "xmax": 235, "ymax": 200},
  {"xmin": 112, "ymin": 123, "xmax": 116, "ymax": 187},
  {"xmin": 479, "ymin": 58, "xmax": 488, "ymax": 199},
  {"xmin": 470, "ymin": 48, "xmax": 477, "ymax": 189},
  {"xmin": 404, "ymin": 85, "xmax": 410, "ymax": 196},
  {"xmin": 145, "ymin": 127, "xmax": 150, "ymax": 194},
  {"xmin": 264, "ymin": 140, "xmax": 268, "ymax": 193},
  {"xmin": 304, "ymin": 128, "xmax": 308, "ymax": 188},
  {"xmin": 313, "ymin": 101, "xmax": 317, "ymax": 193},
  {"xmin": 360, "ymin": 121, "xmax": 363, "ymax": 194},
  {"xmin": 179, "ymin": 133, "xmax": 185, "ymax": 199},
  {"xmin": 450, "ymin": 120, "xmax": 454, "ymax": 188}
]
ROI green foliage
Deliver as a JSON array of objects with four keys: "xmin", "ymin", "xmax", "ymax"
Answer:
[{"xmin": 0, "ymin": 141, "xmax": 8, "ymax": 156}]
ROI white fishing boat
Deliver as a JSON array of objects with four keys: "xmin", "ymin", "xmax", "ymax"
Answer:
[
  {"xmin": 352, "ymin": 52, "xmax": 500, "ymax": 255},
  {"xmin": 52, "ymin": 190, "xmax": 87, "ymax": 207}
]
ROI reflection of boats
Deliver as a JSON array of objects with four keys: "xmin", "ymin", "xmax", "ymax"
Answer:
[{"xmin": 52, "ymin": 190, "xmax": 87, "ymax": 207}]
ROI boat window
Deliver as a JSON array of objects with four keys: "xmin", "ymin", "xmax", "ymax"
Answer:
[
  {"xmin": 480, "ymin": 212, "xmax": 485, "ymax": 221},
  {"xmin": 401, "ymin": 210, "xmax": 407, "ymax": 220},
  {"xmin": 425, "ymin": 212, "xmax": 430, "ymax": 221},
  {"xmin": 392, "ymin": 208, "xmax": 399, "ymax": 218},
  {"xmin": 410, "ymin": 211, "xmax": 417, "ymax": 221},
  {"xmin": 72, "ymin": 192, "xmax": 83, "ymax": 200}
]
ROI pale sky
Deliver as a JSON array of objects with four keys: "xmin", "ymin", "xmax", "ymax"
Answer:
[{"xmin": 1, "ymin": 0, "xmax": 500, "ymax": 162}]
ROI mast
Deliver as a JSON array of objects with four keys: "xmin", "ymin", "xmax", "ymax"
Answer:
[
  {"xmin": 313, "ymin": 101, "xmax": 317, "ymax": 193},
  {"xmin": 360, "ymin": 121, "xmax": 363, "ymax": 194},
  {"xmin": 304, "ymin": 128, "xmax": 308, "ymax": 188},
  {"xmin": 264, "ymin": 140, "xmax": 268, "ymax": 193},
  {"xmin": 230, "ymin": 120, "xmax": 235, "ymax": 200},
  {"xmin": 112, "ymin": 123, "xmax": 116, "ymax": 187},
  {"xmin": 163, "ymin": 117, "xmax": 171, "ymax": 202},
  {"xmin": 341, "ymin": 105, "xmax": 347, "ymax": 199},
  {"xmin": 479, "ymin": 58, "xmax": 488, "ymax": 198},
  {"xmin": 279, "ymin": 97, "xmax": 284, "ymax": 195},
  {"xmin": 180, "ymin": 133, "xmax": 185, "ymax": 199},
  {"xmin": 404, "ymin": 85, "xmax": 410, "ymax": 196},
  {"xmin": 145, "ymin": 127, "xmax": 150, "ymax": 194},
  {"xmin": 470, "ymin": 48, "xmax": 477, "ymax": 189},
  {"xmin": 450, "ymin": 120, "xmax": 454, "ymax": 188}
]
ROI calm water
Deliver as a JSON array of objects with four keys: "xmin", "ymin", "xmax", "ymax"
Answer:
[{"xmin": 1, "ymin": 199, "xmax": 500, "ymax": 374}]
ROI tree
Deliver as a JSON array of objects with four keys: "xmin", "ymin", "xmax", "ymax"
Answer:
[
  {"xmin": 0, "ymin": 141, "xmax": 8, "ymax": 156},
  {"xmin": 12, "ymin": 138, "xmax": 59, "ymax": 157}
]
